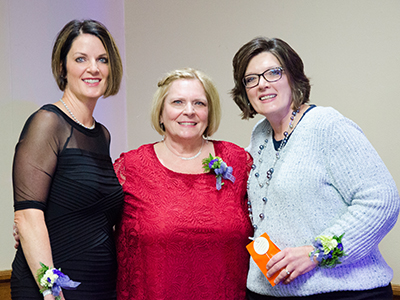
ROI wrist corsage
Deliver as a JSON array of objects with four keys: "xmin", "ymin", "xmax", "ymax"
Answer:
[
  {"xmin": 202, "ymin": 153, "xmax": 235, "ymax": 190},
  {"xmin": 309, "ymin": 233, "xmax": 346, "ymax": 268},
  {"xmin": 37, "ymin": 262, "xmax": 80, "ymax": 299}
]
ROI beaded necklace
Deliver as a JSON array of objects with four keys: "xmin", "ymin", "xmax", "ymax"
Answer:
[
  {"xmin": 60, "ymin": 99, "xmax": 95, "ymax": 130},
  {"xmin": 247, "ymin": 109, "xmax": 300, "ymax": 231}
]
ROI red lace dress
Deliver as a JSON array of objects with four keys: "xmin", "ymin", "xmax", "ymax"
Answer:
[{"xmin": 114, "ymin": 141, "xmax": 253, "ymax": 300}]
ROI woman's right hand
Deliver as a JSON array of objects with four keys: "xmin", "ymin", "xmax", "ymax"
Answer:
[
  {"xmin": 14, "ymin": 209, "xmax": 55, "ymax": 295},
  {"xmin": 44, "ymin": 290, "xmax": 65, "ymax": 300},
  {"xmin": 266, "ymin": 245, "xmax": 317, "ymax": 285}
]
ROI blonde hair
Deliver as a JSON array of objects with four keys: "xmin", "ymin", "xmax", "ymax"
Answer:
[{"xmin": 151, "ymin": 68, "xmax": 221, "ymax": 137}]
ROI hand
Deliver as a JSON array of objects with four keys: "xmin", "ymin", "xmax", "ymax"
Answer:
[
  {"xmin": 44, "ymin": 294, "xmax": 55, "ymax": 300},
  {"xmin": 266, "ymin": 245, "xmax": 317, "ymax": 285},
  {"xmin": 13, "ymin": 223, "xmax": 20, "ymax": 249},
  {"xmin": 43, "ymin": 290, "xmax": 65, "ymax": 300}
]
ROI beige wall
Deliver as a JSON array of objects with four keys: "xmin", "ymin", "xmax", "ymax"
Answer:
[
  {"xmin": 124, "ymin": 0, "xmax": 400, "ymax": 284},
  {"xmin": 1, "ymin": 0, "xmax": 399, "ymax": 285}
]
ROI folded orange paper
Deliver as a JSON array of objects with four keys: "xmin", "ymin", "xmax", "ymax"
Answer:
[{"xmin": 246, "ymin": 232, "xmax": 282, "ymax": 287}]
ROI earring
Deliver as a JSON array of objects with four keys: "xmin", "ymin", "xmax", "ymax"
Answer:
[{"xmin": 203, "ymin": 127, "xmax": 208, "ymax": 138}]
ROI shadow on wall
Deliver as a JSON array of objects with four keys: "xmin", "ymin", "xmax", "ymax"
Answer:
[
  {"xmin": 0, "ymin": 100, "xmax": 39, "ymax": 188},
  {"xmin": 0, "ymin": 100, "xmax": 39, "ymax": 270}
]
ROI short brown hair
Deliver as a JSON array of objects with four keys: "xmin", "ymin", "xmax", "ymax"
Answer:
[
  {"xmin": 231, "ymin": 37, "xmax": 310, "ymax": 119},
  {"xmin": 51, "ymin": 19, "xmax": 123, "ymax": 97},
  {"xmin": 151, "ymin": 68, "xmax": 221, "ymax": 137}
]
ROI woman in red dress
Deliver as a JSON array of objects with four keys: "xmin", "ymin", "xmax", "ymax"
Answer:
[{"xmin": 115, "ymin": 68, "xmax": 253, "ymax": 300}]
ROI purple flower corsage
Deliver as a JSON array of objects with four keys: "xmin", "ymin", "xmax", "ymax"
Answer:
[
  {"xmin": 309, "ymin": 233, "xmax": 346, "ymax": 268},
  {"xmin": 37, "ymin": 262, "xmax": 81, "ymax": 299},
  {"xmin": 202, "ymin": 153, "xmax": 235, "ymax": 190}
]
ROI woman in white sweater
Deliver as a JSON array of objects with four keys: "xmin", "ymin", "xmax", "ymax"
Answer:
[{"xmin": 231, "ymin": 37, "xmax": 400, "ymax": 299}]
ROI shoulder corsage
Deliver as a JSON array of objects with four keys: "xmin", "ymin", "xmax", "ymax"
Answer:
[
  {"xmin": 37, "ymin": 262, "xmax": 81, "ymax": 299},
  {"xmin": 202, "ymin": 153, "xmax": 235, "ymax": 190},
  {"xmin": 309, "ymin": 233, "xmax": 346, "ymax": 268}
]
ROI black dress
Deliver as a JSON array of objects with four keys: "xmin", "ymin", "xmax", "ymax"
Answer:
[{"xmin": 11, "ymin": 104, "xmax": 124, "ymax": 300}]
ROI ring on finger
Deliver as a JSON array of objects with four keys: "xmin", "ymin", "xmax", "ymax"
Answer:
[{"xmin": 285, "ymin": 268, "xmax": 291, "ymax": 276}]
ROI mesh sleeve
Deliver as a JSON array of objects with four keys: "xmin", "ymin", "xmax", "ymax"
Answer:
[{"xmin": 13, "ymin": 109, "xmax": 61, "ymax": 210}]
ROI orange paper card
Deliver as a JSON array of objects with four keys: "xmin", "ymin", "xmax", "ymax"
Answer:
[{"xmin": 246, "ymin": 232, "xmax": 281, "ymax": 287}]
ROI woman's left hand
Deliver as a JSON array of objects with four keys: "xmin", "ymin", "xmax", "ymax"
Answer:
[{"xmin": 266, "ymin": 245, "xmax": 317, "ymax": 285}]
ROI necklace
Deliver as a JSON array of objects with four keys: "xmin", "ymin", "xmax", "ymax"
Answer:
[
  {"xmin": 248, "ymin": 109, "xmax": 300, "ymax": 230},
  {"xmin": 163, "ymin": 138, "xmax": 205, "ymax": 160},
  {"xmin": 59, "ymin": 99, "xmax": 95, "ymax": 130}
]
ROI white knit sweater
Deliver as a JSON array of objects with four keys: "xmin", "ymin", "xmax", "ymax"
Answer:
[{"xmin": 246, "ymin": 106, "xmax": 400, "ymax": 296}]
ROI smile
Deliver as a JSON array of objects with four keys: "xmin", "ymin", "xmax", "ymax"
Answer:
[
  {"xmin": 260, "ymin": 94, "xmax": 276, "ymax": 101},
  {"xmin": 83, "ymin": 79, "xmax": 100, "ymax": 84},
  {"xmin": 179, "ymin": 122, "xmax": 197, "ymax": 126}
]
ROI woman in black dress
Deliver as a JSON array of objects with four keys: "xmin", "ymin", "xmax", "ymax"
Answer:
[{"xmin": 11, "ymin": 19, "xmax": 124, "ymax": 300}]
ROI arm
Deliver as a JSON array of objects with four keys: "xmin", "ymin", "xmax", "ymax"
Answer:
[
  {"xmin": 320, "ymin": 114, "xmax": 399, "ymax": 261},
  {"xmin": 13, "ymin": 109, "xmax": 65, "ymax": 299},
  {"xmin": 266, "ymin": 110, "xmax": 400, "ymax": 285},
  {"xmin": 14, "ymin": 210, "xmax": 63, "ymax": 299}
]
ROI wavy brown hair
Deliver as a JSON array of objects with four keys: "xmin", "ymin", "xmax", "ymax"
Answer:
[{"xmin": 231, "ymin": 37, "xmax": 310, "ymax": 119}]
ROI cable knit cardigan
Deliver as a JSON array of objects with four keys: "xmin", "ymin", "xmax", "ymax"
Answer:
[{"xmin": 246, "ymin": 106, "xmax": 400, "ymax": 297}]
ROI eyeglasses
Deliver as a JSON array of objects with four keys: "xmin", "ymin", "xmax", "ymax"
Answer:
[{"xmin": 242, "ymin": 67, "xmax": 283, "ymax": 88}]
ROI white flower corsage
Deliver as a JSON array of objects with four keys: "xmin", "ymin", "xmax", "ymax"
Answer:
[
  {"xmin": 37, "ymin": 262, "xmax": 80, "ymax": 299},
  {"xmin": 309, "ymin": 233, "xmax": 346, "ymax": 268}
]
